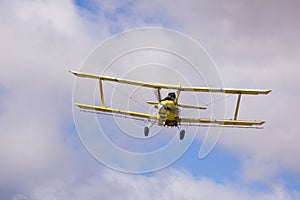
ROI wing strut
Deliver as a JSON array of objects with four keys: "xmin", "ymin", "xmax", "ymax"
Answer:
[
  {"xmin": 99, "ymin": 79, "xmax": 105, "ymax": 107},
  {"xmin": 175, "ymin": 83, "xmax": 181, "ymax": 104},
  {"xmin": 234, "ymin": 93, "xmax": 242, "ymax": 120},
  {"xmin": 157, "ymin": 88, "xmax": 161, "ymax": 102}
]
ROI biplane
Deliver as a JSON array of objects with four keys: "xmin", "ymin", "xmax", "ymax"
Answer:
[{"xmin": 70, "ymin": 70, "xmax": 271, "ymax": 140}]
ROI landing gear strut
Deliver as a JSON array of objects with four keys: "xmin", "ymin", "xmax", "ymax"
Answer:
[{"xmin": 144, "ymin": 119, "xmax": 156, "ymax": 137}]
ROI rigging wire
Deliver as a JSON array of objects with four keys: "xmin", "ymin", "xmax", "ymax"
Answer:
[
  {"xmin": 105, "ymin": 82, "xmax": 149, "ymax": 110},
  {"xmin": 90, "ymin": 83, "xmax": 261, "ymax": 130},
  {"xmin": 204, "ymin": 94, "xmax": 234, "ymax": 107},
  {"xmin": 100, "ymin": 81, "xmax": 236, "ymax": 119},
  {"xmin": 180, "ymin": 94, "xmax": 235, "ymax": 116}
]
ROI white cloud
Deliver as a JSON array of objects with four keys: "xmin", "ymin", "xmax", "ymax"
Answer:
[
  {"xmin": 29, "ymin": 168, "xmax": 299, "ymax": 200},
  {"xmin": 132, "ymin": 0, "xmax": 300, "ymax": 181},
  {"xmin": 0, "ymin": 0, "xmax": 100, "ymax": 184},
  {"xmin": 1, "ymin": 0, "xmax": 299, "ymax": 198}
]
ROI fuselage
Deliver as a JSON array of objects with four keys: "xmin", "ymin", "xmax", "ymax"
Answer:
[{"xmin": 157, "ymin": 100, "xmax": 179, "ymax": 127}]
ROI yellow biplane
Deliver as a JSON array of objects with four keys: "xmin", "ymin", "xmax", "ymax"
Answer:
[{"xmin": 70, "ymin": 70, "xmax": 271, "ymax": 140}]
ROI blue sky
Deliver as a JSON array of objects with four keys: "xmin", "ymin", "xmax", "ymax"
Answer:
[{"xmin": 0, "ymin": 0, "xmax": 300, "ymax": 199}]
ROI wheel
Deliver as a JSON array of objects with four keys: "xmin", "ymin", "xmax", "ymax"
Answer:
[
  {"xmin": 144, "ymin": 126, "xmax": 149, "ymax": 136},
  {"xmin": 179, "ymin": 130, "xmax": 185, "ymax": 140}
]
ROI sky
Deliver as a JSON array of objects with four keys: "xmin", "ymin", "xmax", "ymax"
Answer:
[{"xmin": 0, "ymin": 0, "xmax": 300, "ymax": 199}]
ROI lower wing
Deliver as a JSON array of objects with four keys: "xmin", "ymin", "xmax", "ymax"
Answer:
[
  {"xmin": 75, "ymin": 103, "xmax": 156, "ymax": 120},
  {"xmin": 179, "ymin": 118, "xmax": 265, "ymax": 126}
]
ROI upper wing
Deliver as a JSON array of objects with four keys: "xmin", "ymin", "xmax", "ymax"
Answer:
[
  {"xmin": 75, "ymin": 103, "xmax": 156, "ymax": 120},
  {"xmin": 179, "ymin": 117, "xmax": 265, "ymax": 126},
  {"xmin": 70, "ymin": 71, "xmax": 271, "ymax": 95}
]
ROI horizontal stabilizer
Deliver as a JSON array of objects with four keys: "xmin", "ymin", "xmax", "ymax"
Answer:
[
  {"xmin": 177, "ymin": 103, "xmax": 206, "ymax": 110},
  {"xmin": 146, "ymin": 101, "xmax": 159, "ymax": 105}
]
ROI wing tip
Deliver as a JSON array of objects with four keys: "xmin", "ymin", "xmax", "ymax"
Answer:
[
  {"xmin": 260, "ymin": 89, "xmax": 271, "ymax": 95},
  {"xmin": 74, "ymin": 103, "xmax": 85, "ymax": 109},
  {"xmin": 259, "ymin": 121, "xmax": 266, "ymax": 125},
  {"xmin": 69, "ymin": 70, "xmax": 79, "ymax": 76}
]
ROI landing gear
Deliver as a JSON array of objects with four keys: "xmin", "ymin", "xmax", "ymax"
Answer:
[
  {"xmin": 144, "ymin": 122, "xmax": 185, "ymax": 140},
  {"xmin": 177, "ymin": 126, "xmax": 185, "ymax": 140},
  {"xmin": 144, "ymin": 119, "xmax": 156, "ymax": 137},
  {"xmin": 144, "ymin": 126, "xmax": 149, "ymax": 136},
  {"xmin": 179, "ymin": 130, "xmax": 185, "ymax": 140}
]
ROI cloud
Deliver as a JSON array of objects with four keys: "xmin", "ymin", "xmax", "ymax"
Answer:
[
  {"xmin": 1, "ymin": 0, "xmax": 299, "ymax": 198},
  {"xmin": 0, "ymin": 0, "xmax": 98, "ymax": 185},
  {"xmin": 28, "ymin": 168, "xmax": 299, "ymax": 200},
  {"xmin": 132, "ymin": 0, "xmax": 300, "ymax": 181}
]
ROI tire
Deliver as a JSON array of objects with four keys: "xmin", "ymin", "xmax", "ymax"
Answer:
[
  {"xmin": 179, "ymin": 130, "xmax": 185, "ymax": 140},
  {"xmin": 144, "ymin": 126, "xmax": 149, "ymax": 137}
]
